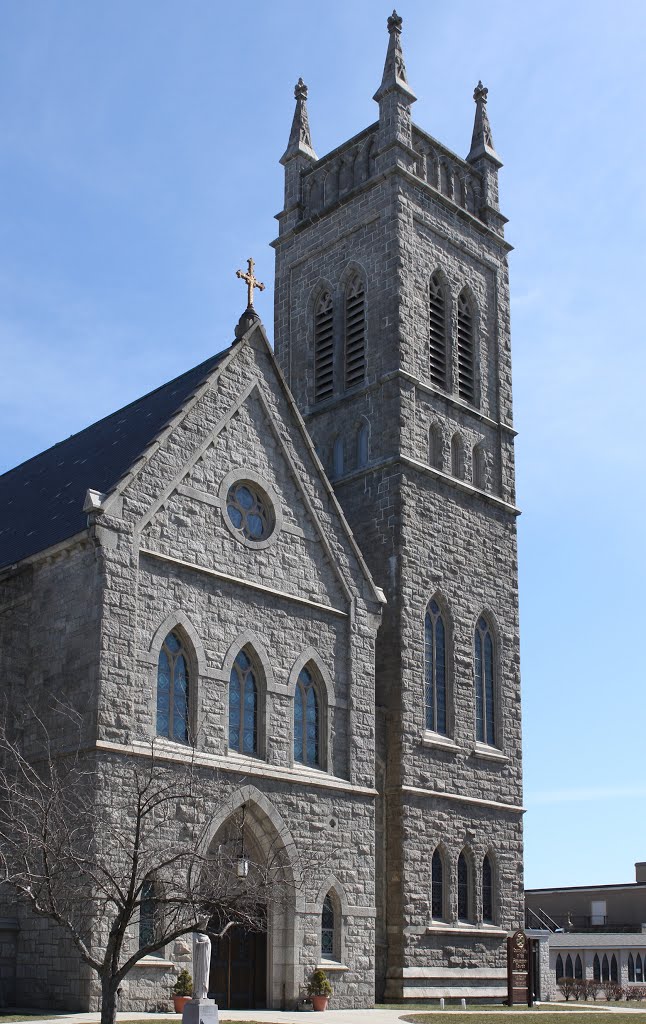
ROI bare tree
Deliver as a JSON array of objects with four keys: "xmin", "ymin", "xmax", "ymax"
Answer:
[{"xmin": 0, "ymin": 705, "xmax": 289, "ymax": 1024}]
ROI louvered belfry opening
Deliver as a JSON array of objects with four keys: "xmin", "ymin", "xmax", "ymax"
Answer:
[
  {"xmin": 344, "ymin": 275, "xmax": 366, "ymax": 389},
  {"xmin": 314, "ymin": 291, "xmax": 334, "ymax": 402},
  {"xmin": 429, "ymin": 273, "xmax": 447, "ymax": 388},
  {"xmin": 457, "ymin": 292, "xmax": 475, "ymax": 404}
]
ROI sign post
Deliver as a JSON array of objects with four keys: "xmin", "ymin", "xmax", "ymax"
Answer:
[{"xmin": 507, "ymin": 928, "xmax": 534, "ymax": 1006}]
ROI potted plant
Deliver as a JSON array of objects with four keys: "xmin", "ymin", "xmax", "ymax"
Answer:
[
  {"xmin": 307, "ymin": 968, "xmax": 333, "ymax": 1011},
  {"xmin": 172, "ymin": 968, "xmax": 193, "ymax": 1013}
]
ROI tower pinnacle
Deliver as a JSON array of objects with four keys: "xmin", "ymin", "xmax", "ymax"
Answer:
[
  {"xmin": 281, "ymin": 77, "xmax": 317, "ymax": 164},
  {"xmin": 467, "ymin": 80, "xmax": 501, "ymax": 165},
  {"xmin": 373, "ymin": 9, "xmax": 416, "ymax": 103}
]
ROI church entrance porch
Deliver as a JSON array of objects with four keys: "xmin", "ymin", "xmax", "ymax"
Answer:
[{"xmin": 209, "ymin": 925, "xmax": 267, "ymax": 1009}]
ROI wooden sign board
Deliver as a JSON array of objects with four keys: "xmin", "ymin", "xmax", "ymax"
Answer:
[{"xmin": 507, "ymin": 928, "xmax": 534, "ymax": 1006}]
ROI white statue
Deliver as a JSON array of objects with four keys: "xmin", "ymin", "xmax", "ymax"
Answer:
[{"xmin": 192, "ymin": 931, "xmax": 211, "ymax": 1001}]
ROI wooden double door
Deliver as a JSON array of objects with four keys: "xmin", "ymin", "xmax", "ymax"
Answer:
[{"xmin": 208, "ymin": 926, "xmax": 267, "ymax": 1009}]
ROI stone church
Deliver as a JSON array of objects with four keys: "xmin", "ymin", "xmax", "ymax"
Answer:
[{"xmin": 0, "ymin": 12, "xmax": 524, "ymax": 1011}]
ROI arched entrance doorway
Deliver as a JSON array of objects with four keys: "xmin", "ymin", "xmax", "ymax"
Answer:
[{"xmin": 203, "ymin": 789, "xmax": 300, "ymax": 1010}]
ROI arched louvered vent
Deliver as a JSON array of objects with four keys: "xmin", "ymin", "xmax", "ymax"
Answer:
[
  {"xmin": 345, "ymin": 276, "xmax": 366, "ymax": 389},
  {"xmin": 429, "ymin": 274, "xmax": 447, "ymax": 388},
  {"xmin": 457, "ymin": 292, "xmax": 476, "ymax": 404},
  {"xmin": 314, "ymin": 291, "xmax": 334, "ymax": 403}
]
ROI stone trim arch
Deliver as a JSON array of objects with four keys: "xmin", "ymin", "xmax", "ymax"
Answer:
[
  {"xmin": 430, "ymin": 842, "xmax": 450, "ymax": 922},
  {"xmin": 289, "ymin": 649, "xmax": 335, "ymax": 773},
  {"xmin": 148, "ymin": 609, "xmax": 206, "ymax": 675},
  {"xmin": 315, "ymin": 877, "xmax": 347, "ymax": 964},
  {"xmin": 456, "ymin": 844, "xmax": 476, "ymax": 924},
  {"xmin": 480, "ymin": 846, "xmax": 498, "ymax": 925},
  {"xmin": 221, "ymin": 630, "xmax": 277, "ymax": 693},
  {"xmin": 288, "ymin": 648, "xmax": 336, "ymax": 711},
  {"xmin": 470, "ymin": 606, "xmax": 504, "ymax": 751},
  {"xmin": 421, "ymin": 591, "xmax": 455, "ymax": 739},
  {"xmin": 221, "ymin": 632, "xmax": 275, "ymax": 760},
  {"xmin": 428, "ymin": 421, "xmax": 444, "ymax": 471}
]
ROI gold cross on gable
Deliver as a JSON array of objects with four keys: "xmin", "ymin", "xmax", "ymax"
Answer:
[{"xmin": 236, "ymin": 257, "xmax": 265, "ymax": 308}]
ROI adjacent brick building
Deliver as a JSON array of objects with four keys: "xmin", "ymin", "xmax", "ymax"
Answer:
[{"xmin": 0, "ymin": 11, "xmax": 525, "ymax": 1010}]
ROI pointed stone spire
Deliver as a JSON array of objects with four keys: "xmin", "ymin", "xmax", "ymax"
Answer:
[
  {"xmin": 373, "ymin": 10, "xmax": 416, "ymax": 104},
  {"xmin": 467, "ymin": 81, "xmax": 501, "ymax": 165},
  {"xmin": 281, "ymin": 78, "xmax": 317, "ymax": 164}
]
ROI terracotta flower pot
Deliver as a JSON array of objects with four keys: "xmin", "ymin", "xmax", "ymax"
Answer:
[
  {"xmin": 311, "ymin": 995, "xmax": 329, "ymax": 1011},
  {"xmin": 173, "ymin": 995, "xmax": 192, "ymax": 1013}
]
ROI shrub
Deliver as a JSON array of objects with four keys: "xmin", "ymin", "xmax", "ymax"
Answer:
[
  {"xmin": 585, "ymin": 978, "xmax": 600, "ymax": 1001},
  {"xmin": 557, "ymin": 977, "xmax": 575, "ymax": 1001},
  {"xmin": 172, "ymin": 969, "xmax": 193, "ymax": 997},
  {"xmin": 307, "ymin": 969, "xmax": 333, "ymax": 997},
  {"xmin": 572, "ymin": 978, "xmax": 586, "ymax": 1001},
  {"xmin": 601, "ymin": 980, "xmax": 622, "ymax": 1001}
]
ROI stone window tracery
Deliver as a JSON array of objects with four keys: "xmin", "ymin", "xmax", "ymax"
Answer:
[
  {"xmin": 482, "ymin": 853, "xmax": 493, "ymax": 923},
  {"xmin": 229, "ymin": 649, "xmax": 258, "ymax": 756},
  {"xmin": 425, "ymin": 599, "xmax": 447, "ymax": 735},
  {"xmin": 431, "ymin": 848, "xmax": 444, "ymax": 920},
  {"xmin": 321, "ymin": 893, "xmax": 335, "ymax": 958},
  {"xmin": 457, "ymin": 850, "xmax": 471, "ymax": 921},
  {"xmin": 294, "ymin": 666, "xmax": 320, "ymax": 769},
  {"xmin": 226, "ymin": 481, "xmax": 273, "ymax": 542},
  {"xmin": 156, "ymin": 631, "xmax": 189, "ymax": 743}
]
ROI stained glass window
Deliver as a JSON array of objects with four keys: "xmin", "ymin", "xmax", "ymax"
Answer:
[
  {"xmin": 139, "ymin": 878, "xmax": 161, "ymax": 955},
  {"xmin": 611, "ymin": 954, "xmax": 618, "ymax": 982},
  {"xmin": 482, "ymin": 854, "xmax": 493, "ymax": 923},
  {"xmin": 431, "ymin": 849, "xmax": 443, "ymax": 919},
  {"xmin": 226, "ymin": 482, "xmax": 273, "ymax": 541},
  {"xmin": 556, "ymin": 955, "xmax": 564, "ymax": 980},
  {"xmin": 157, "ymin": 631, "xmax": 189, "ymax": 742},
  {"xmin": 294, "ymin": 666, "xmax": 320, "ymax": 768},
  {"xmin": 565, "ymin": 954, "xmax": 573, "ymax": 978},
  {"xmin": 321, "ymin": 894, "xmax": 335, "ymax": 957},
  {"xmin": 457, "ymin": 851, "xmax": 469, "ymax": 921},
  {"xmin": 602, "ymin": 954, "xmax": 609, "ymax": 982},
  {"xmin": 575, "ymin": 955, "xmax": 583, "ymax": 979},
  {"xmin": 628, "ymin": 954, "xmax": 635, "ymax": 982},
  {"xmin": 474, "ymin": 617, "xmax": 495, "ymax": 746},
  {"xmin": 593, "ymin": 954, "xmax": 600, "ymax": 981},
  {"xmin": 425, "ymin": 599, "xmax": 447, "ymax": 735},
  {"xmin": 229, "ymin": 650, "xmax": 258, "ymax": 755}
]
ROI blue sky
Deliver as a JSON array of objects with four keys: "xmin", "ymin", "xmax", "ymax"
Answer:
[{"xmin": 1, "ymin": 1, "xmax": 644, "ymax": 890}]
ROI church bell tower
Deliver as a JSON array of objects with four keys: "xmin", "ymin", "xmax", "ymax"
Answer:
[{"xmin": 273, "ymin": 11, "xmax": 524, "ymax": 1002}]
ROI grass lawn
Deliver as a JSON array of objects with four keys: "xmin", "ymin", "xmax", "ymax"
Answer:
[{"xmin": 401, "ymin": 1015, "xmax": 646, "ymax": 1023}]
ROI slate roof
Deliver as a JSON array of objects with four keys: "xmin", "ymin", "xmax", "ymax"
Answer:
[{"xmin": 0, "ymin": 348, "xmax": 230, "ymax": 571}]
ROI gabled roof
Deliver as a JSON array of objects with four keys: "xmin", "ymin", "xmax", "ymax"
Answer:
[{"xmin": 0, "ymin": 349, "xmax": 230, "ymax": 571}]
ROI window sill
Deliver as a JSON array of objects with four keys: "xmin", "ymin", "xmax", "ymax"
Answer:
[
  {"xmin": 422, "ymin": 731, "xmax": 461, "ymax": 753},
  {"xmin": 472, "ymin": 742, "xmax": 508, "ymax": 764},
  {"xmin": 426, "ymin": 923, "xmax": 507, "ymax": 937},
  {"xmin": 134, "ymin": 956, "xmax": 174, "ymax": 967},
  {"xmin": 316, "ymin": 959, "xmax": 349, "ymax": 972}
]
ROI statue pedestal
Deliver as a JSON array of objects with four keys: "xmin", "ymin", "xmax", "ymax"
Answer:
[{"xmin": 182, "ymin": 998, "xmax": 218, "ymax": 1024}]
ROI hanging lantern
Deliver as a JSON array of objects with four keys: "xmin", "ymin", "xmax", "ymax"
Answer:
[{"xmin": 237, "ymin": 803, "xmax": 249, "ymax": 877}]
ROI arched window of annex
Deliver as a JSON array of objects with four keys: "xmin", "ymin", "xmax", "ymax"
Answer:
[
  {"xmin": 457, "ymin": 848, "xmax": 474, "ymax": 922},
  {"xmin": 344, "ymin": 272, "xmax": 366, "ymax": 390},
  {"xmin": 637, "ymin": 953, "xmax": 644, "ymax": 983},
  {"xmin": 482, "ymin": 851, "xmax": 495, "ymax": 924},
  {"xmin": 556, "ymin": 954, "xmax": 564, "ymax": 980},
  {"xmin": 602, "ymin": 954, "xmax": 610, "ymax": 982},
  {"xmin": 429, "ymin": 272, "xmax": 449, "ymax": 390},
  {"xmin": 565, "ymin": 954, "xmax": 573, "ymax": 978},
  {"xmin": 473, "ymin": 443, "xmax": 487, "ymax": 490},
  {"xmin": 356, "ymin": 418, "xmax": 369, "ymax": 469},
  {"xmin": 628, "ymin": 953, "xmax": 635, "ymax": 982},
  {"xmin": 429, "ymin": 422, "xmax": 443, "ymax": 471},
  {"xmin": 431, "ymin": 846, "xmax": 447, "ymax": 921},
  {"xmin": 424, "ymin": 597, "xmax": 448, "ymax": 736},
  {"xmin": 139, "ymin": 875, "xmax": 163, "ymax": 958},
  {"xmin": 314, "ymin": 287, "xmax": 335, "ymax": 403},
  {"xmin": 575, "ymin": 955, "xmax": 583, "ymax": 979},
  {"xmin": 456, "ymin": 289, "xmax": 477, "ymax": 406},
  {"xmin": 474, "ymin": 614, "xmax": 497, "ymax": 747},
  {"xmin": 611, "ymin": 954, "xmax": 618, "ymax": 982},
  {"xmin": 292, "ymin": 655, "xmax": 332, "ymax": 772},
  {"xmin": 593, "ymin": 954, "xmax": 601, "ymax": 981},
  {"xmin": 332, "ymin": 436, "xmax": 344, "ymax": 478},
  {"xmin": 451, "ymin": 432, "xmax": 464, "ymax": 480}
]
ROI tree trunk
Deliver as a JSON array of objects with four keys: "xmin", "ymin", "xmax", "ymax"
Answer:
[{"xmin": 100, "ymin": 974, "xmax": 120, "ymax": 1024}]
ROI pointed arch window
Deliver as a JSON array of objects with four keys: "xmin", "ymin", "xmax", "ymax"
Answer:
[
  {"xmin": 474, "ymin": 617, "xmax": 495, "ymax": 746},
  {"xmin": 457, "ymin": 291, "xmax": 476, "ymax": 405},
  {"xmin": 473, "ymin": 445, "xmax": 486, "ymax": 489},
  {"xmin": 139, "ymin": 878, "xmax": 162, "ymax": 956},
  {"xmin": 482, "ymin": 854, "xmax": 493, "ymax": 923},
  {"xmin": 565, "ymin": 954, "xmax": 573, "ymax": 978},
  {"xmin": 429, "ymin": 274, "xmax": 448, "ymax": 389},
  {"xmin": 424, "ymin": 599, "xmax": 447, "ymax": 735},
  {"xmin": 556, "ymin": 954, "xmax": 564, "ymax": 980},
  {"xmin": 321, "ymin": 893, "xmax": 335, "ymax": 958},
  {"xmin": 429, "ymin": 423, "xmax": 443, "ymax": 471},
  {"xmin": 611, "ymin": 954, "xmax": 618, "ymax": 982},
  {"xmin": 431, "ymin": 849, "xmax": 444, "ymax": 919},
  {"xmin": 602, "ymin": 954, "xmax": 609, "ymax": 982},
  {"xmin": 357, "ymin": 422, "xmax": 369, "ymax": 468},
  {"xmin": 229, "ymin": 649, "xmax": 258, "ymax": 756},
  {"xmin": 156, "ymin": 631, "xmax": 189, "ymax": 742},
  {"xmin": 593, "ymin": 954, "xmax": 600, "ymax": 981},
  {"xmin": 314, "ymin": 291, "xmax": 334, "ymax": 402},
  {"xmin": 575, "ymin": 955, "xmax": 583, "ymax": 979},
  {"xmin": 637, "ymin": 953, "xmax": 644, "ymax": 982},
  {"xmin": 345, "ymin": 275, "xmax": 366, "ymax": 389},
  {"xmin": 628, "ymin": 953, "xmax": 635, "ymax": 982},
  {"xmin": 294, "ymin": 666, "xmax": 320, "ymax": 768},
  {"xmin": 333, "ymin": 437, "xmax": 344, "ymax": 478},
  {"xmin": 457, "ymin": 851, "xmax": 471, "ymax": 921}
]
